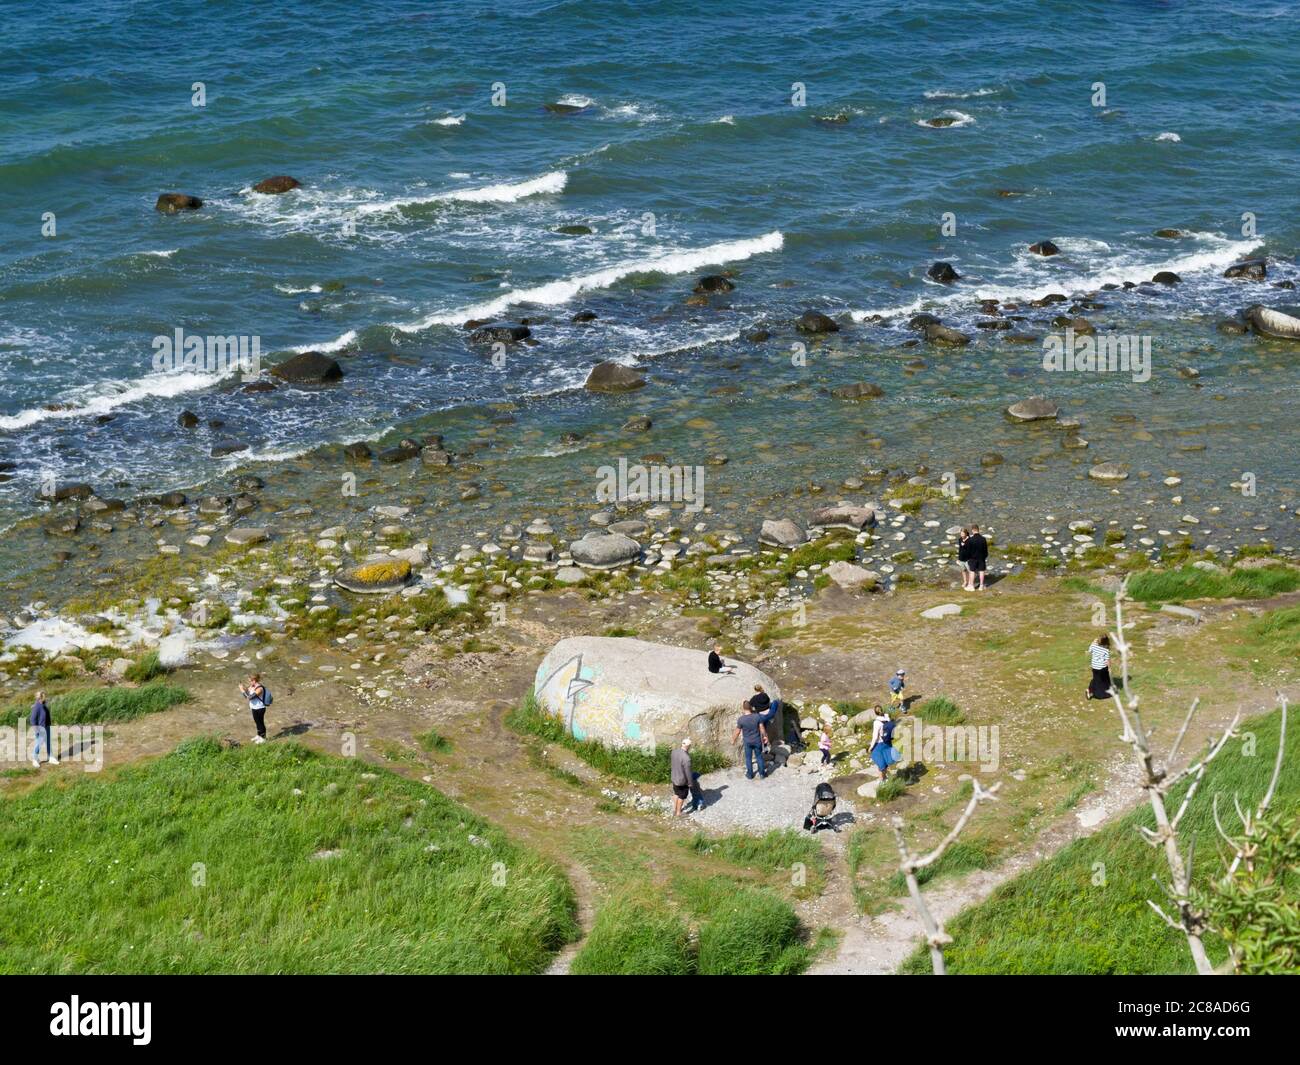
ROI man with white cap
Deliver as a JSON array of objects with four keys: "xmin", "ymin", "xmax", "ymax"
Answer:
[{"xmin": 671, "ymin": 737, "xmax": 704, "ymax": 815}]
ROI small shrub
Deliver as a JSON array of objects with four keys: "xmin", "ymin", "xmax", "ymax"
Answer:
[
  {"xmin": 913, "ymin": 696, "xmax": 965, "ymax": 726},
  {"xmin": 124, "ymin": 651, "xmax": 167, "ymax": 684}
]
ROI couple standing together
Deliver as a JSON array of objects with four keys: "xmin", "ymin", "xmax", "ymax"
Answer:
[{"xmin": 957, "ymin": 525, "xmax": 989, "ymax": 591}]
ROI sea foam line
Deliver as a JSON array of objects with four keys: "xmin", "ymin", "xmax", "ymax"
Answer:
[
  {"xmin": 400, "ymin": 230, "xmax": 785, "ymax": 332},
  {"xmin": 0, "ymin": 368, "xmax": 244, "ymax": 432},
  {"xmin": 355, "ymin": 170, "xmax": 567, "ymax": 215}
]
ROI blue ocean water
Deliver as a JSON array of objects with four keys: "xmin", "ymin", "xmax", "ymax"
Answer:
[{"xmin": 0, "ymin": 0, "xmax": 1297, "ymax": 526}]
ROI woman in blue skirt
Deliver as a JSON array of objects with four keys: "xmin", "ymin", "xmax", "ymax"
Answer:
[{"xmin": 869, "ymin": 705, "xmax": 901, "ymax": 779}]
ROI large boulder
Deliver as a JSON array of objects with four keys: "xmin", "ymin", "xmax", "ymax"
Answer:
[
  {"xmin": 922, "ymin": 322, "xmax": 971, "ymax": 346},
  {"xmin": 533, "ymin": 636, "xmax": 782, "ymax": 751},
  {"xmin": 271, "ymin": 351, "xmax": 343, "ymax": 384},
  {"xmin": 927, "ymin": 261, "xmax": 961, "ymax": 283},
  {"xmin": 569, "ymin": 532, "xmax": 641, "ymax": 569},
  {"xmin": 584, "ymin": 361, "xmax": 646, "ymax": 393}
]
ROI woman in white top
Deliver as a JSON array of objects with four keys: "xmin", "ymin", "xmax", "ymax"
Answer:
[{"xmin": 1086, "ymin": 634, "xmax": 1112, "ymax": 701}]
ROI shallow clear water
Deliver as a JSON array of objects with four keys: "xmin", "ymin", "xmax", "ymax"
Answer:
[{"xmin": 1, "ymin": 0, "xmax": 1297, "ymax": 575}]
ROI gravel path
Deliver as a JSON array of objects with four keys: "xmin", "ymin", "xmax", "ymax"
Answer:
[{"xmin": 685, "ymin": 761, "xmax": 859, "ymax": 836}]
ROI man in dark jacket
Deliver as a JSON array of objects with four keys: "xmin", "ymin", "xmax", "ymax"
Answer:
[
  {"xmin": 966, "ymin": 525, "xmax": 989, "ymax": 590},
  {"xmin": 30, "ymin": 690, "xmax": 57, "ymax": 768}
]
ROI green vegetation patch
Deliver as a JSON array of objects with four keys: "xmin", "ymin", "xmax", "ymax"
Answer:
[
  {"xmin": 901, "ymin": 705, "xmax": 1296, "ymax": 973},
  {"xmin": 507, "ymin": 692, "xmax": 727, "ymax": 784},
  {"xmin": 0, "ymin": 681, "xmax": 191, "ymax": 728},
  {"xmin": 0, "ymin": 737, "xmax": 576, "ymax": 973},
  {"xmin": 1127, "ymin": 564, "xmax": 1300, "ymax": 605}
]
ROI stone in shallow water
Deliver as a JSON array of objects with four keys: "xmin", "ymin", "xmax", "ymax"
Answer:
[
  {"xmin": 225, "ymin": 527, "xmax": 269, "ymax": 546},
  {"xmin": 1088, "ymin": 462, "xmax": 1129, "ymax": 482}
]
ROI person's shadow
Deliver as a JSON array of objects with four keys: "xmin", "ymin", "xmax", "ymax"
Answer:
[
  {"xmin": 693, "ymin": 782, "xmax": 728, "ymax": 810},
  {"xmin": 273, "ymin": 722, "xmax": 312, "ymax": 739}
]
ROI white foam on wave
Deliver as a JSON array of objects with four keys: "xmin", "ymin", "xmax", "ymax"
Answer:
[
  {"xmin": 289, "ymin": 329, "xmax": 358, "ymax": 354},
  {"xmin": 398, "ymin": 231, "xmax": 785, "ymax": 332},
  {"xmin": 1155, "ymin": 131, "xmax": 1181, "ymax": 142},
  {"xmin": 275, "ymin": 283, "xmax": 323, "ymax": 295},
  {"xmin": 848, "ymin": 233, "xmax": 1263, "ymax": 321},
  {"xmin": 354, "ymin": 170, "xmax": 567, "ymax": 215},
  {"xmin": 714, "ymin": 114, "xmax": 735, "ymax": 125},
  {"xmin": 139, "ymin": 249, "xmax": 178, "ymax": 259},
  {"xmin": 924, "ymin": 87, "xmax": 999, "ymax": 100},
  {"xmin": 0, "ymin": 367, "xmax": 242, "ymax": 432},
  {"xmin": 430, "ymin": 114, "xmax": 466, "ymax": 126}
]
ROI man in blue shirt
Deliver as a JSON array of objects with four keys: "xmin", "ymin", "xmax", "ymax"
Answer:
[
  {"xmin": 732, "ymin": 699, "xmax": 768, "ymax": 780},
  {"xmin": 30, "ymin": 690, "xmax": 57, "ymax": 768}
]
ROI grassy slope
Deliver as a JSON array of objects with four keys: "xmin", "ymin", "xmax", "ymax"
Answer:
[
  {"xmin": 0, "ymin": 737, "xmax": 576, "ymax": 974},
  {"xmin": 900, "ymin": 705, "xmax": 1297, "ymax": 973},
  {"xmin": 0, "ymin": 682, "xmax": 191, "ymax": 727}
]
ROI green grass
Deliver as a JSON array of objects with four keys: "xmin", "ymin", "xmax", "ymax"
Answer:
[
  {"xmin": 1126, "ymin": 563, "xmax": 1300, "ymax": 605},
  {"xmin": 507, "ymin": 692, "xmax": 728, "ymax": 784},
  {"xmin": 0, "ymin": 737, "xmax": 576, "ymax": 973},
  {"xmin": 888, "ymin": 838, "xmax": 995, "ymax": 894},
  {"xmin": 675, "ymin": 876, "xmax": 815, "ymax": 975},
  {"xmin": 569, "ymin": 888, "xmax": 693, "ymax": 975},
  {"xmin": 1247, "ymin": 605, "xmax": 1300, "ymax": 657},
  {"xmin": 875, "ymin": 777, "xmax": 908, "ymax": 803},
  {"xmin": 687, "ymin": 829, "xmax": 825, "ymax": 896},
  {"xmin": 123, "ymin": 651, "xmax": 167, "ymax": 684},
  {"xmin": 0, "ymin": 682, "xmax": 191, "ymax": 728},
  {"xmin": 913, "ymin": 696, "xmax": 965, "ymax": 726},
  {"xmin": 901, "ymin": 704, "xmax": 1297, "ymax": 973},
  {"xmin": 416, "ymin": 729, "xmax": 453, "ymax": 754}
]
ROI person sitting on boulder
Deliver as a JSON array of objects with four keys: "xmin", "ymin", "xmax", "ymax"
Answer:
[{"xmin": 708, "ymin": 643, "xmax": 735, "ymax": 675}]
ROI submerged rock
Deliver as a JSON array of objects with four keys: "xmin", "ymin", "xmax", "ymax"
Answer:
[
  {"xmin": 796, "ymin": 310, "xmax": 840, "ymax": 334},
  {"xmin": 155, "ymin": 193, "xmax": 203, "ymax": 213},
  {"xmin": 271, "ymin": 351, "xmax": 343, "ymax": 384},
  {"xmin": 927, "ymin": 261, "xmax": 961, "ymax": 283},
  {"xmin": 252, "ymin": 175, "xmax": 301, "ymax": 194},
  {"xmin": 1028, "ymin": 240, "xmax": 1060, "ymax": 256},
  {"xmin": 1224, "ymin": 259, "xmax": 1267, "ymax": 281},
  {"xmin": 584, "ymin": 361, "xmax": 646, "ymax": 393},
  {"xmin": 1005, "ymin": 396, "xmax": 1059, "ymax": 422}
]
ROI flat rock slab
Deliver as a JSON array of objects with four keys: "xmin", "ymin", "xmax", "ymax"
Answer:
[
  {"xmin": 1006, "ymin": 397, "xmax": 1059, "ymax": 421},
  {"xmin": 920, "ymin": 603, "xmax": 963, "ymax": 619},
  {"xmin": 1160, "ymin": 604, "xmax": 1203, "ymax": 622},
  {"xmin": 810, "ymin": 504, "xmax": 877, "ymax": 530},
  {"xmin": 224, "ymin": 527, "xmax": 269, "ymax": 546},
  {"xmin": 333, "ymin": 557, "xmax": 414, "ymax": 594}
]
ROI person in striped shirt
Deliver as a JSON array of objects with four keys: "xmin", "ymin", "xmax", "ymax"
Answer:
[{"xmin": 1086, "ymin": 634, "xmax": 1112, "ymax": 701}]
